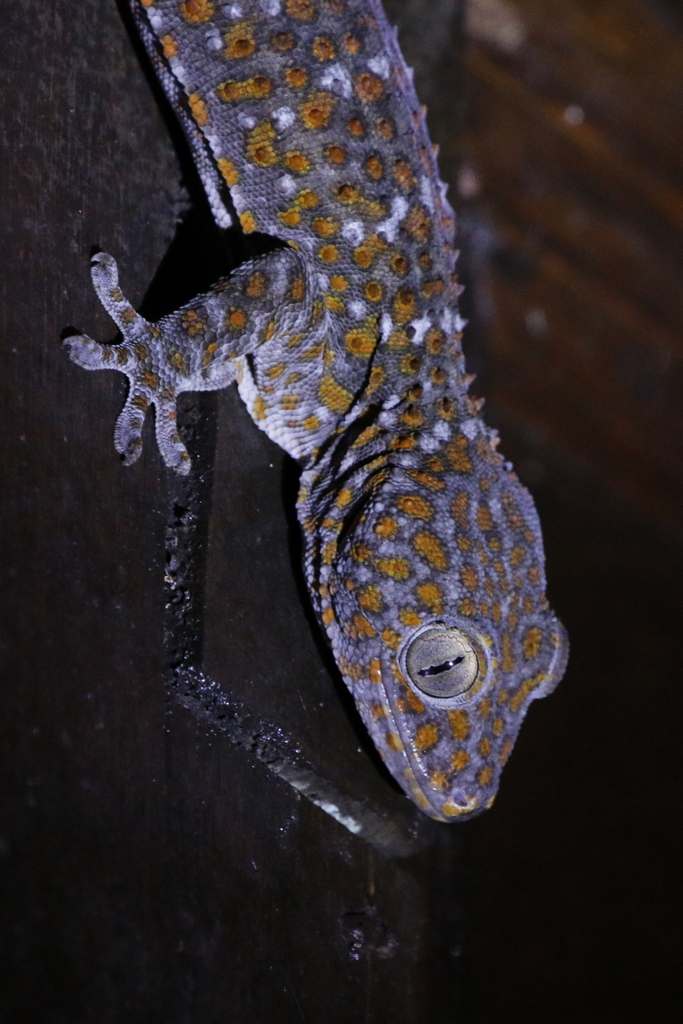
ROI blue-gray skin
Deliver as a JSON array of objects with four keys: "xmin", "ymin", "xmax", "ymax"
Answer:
[{"xmin": 65, "ymin": 0, "xmax": 568, "ymax": 820}]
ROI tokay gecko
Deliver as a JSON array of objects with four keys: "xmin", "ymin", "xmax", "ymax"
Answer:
[{"xmin": 65, "ymin": 0, "xmax": 568, "ymax": 821}]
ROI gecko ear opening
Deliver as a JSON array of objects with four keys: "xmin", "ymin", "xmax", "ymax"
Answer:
[{"xmin": 405, "ymin": 625, "xmax": 482, "ymax": 699}]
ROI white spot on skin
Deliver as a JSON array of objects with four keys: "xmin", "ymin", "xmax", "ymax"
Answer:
[
  {"xmin": 318, "ymin": 273, "xmax": 329, "ymax": 290},
  {"xmin": 149, "ymin": 13, "xmax": 164, "ymax": 31},
  {"xmin": 433, "ymin": 420, "xmax": 451, "ymax": 439},
  {"xmin": 409, "ymin": 316, "xmax": 432, "ymax": 346},
  {"xmin": 226, "ymin": 4, "xmax": 244, "ymax": 18},
  {"xmin": 380, "ymin": 313, "xmax": 393, "ymax": 342},
  {"xmin": 367, "ymin": 55, "xmax": 390, "ymax": 79},
  {"xmin": 454, "ymin": 313, "xmax": 467, "ymax": 331},
  {"xmin": 272, "ymin": 106, "xmax": 296, "ymax": 132},
  {"xmin": 258, "ymin": 0, "xmax": 281, "ymax": 14},
  {"xmin": 237, "ymin": 112, "xmax": 256, "ymax": 129},
  {"xmin": 320, "ymin": 64, "xmax": 352, "ymax": 98},
  {"xmin": 341, "ymin": 221, "xmax": 364, "ymax": 245},
  {"xmin": 348, "ymin": 301, "xmax": 367, "ymax": 320},
  {"xmin": 276, "ymin": 174, "xmax": 297, "ymax": 195},
  {"xmin": 205, "ymin": 29, "xmax": 222, "ymax": 51},
  {"xmin": 376, "ymin": 196, "xmax": 408, "ymax": 243},
  {"xmin": 461, "ymin": 419, "xmax": 480, "ymax": 439},
  {"xmin": 420, "ymin": 176, "xmax": 435, "ymax": 212},
  {"xmin": 171, "ymin": 63, "xmax": 188, "ymax": 85}
]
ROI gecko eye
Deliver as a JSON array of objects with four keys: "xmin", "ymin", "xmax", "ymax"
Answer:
[{"xmin": 405, "ymin": 627, "xmax": 481, "ymax": 699}]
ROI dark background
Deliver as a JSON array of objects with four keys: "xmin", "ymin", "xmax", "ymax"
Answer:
[{"xmin": 1, "ymin": 1, "xmax": 681, "ymax": 1021}]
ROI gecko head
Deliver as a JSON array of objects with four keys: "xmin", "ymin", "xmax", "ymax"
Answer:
[{"xmin": 319, "ymin": 449, "xmax": 569, "ymax": 822}]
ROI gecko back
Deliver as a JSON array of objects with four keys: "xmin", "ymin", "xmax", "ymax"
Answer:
[{"xmin": 65, "ymin": 0, "xmax": 568, "ymax": 820}]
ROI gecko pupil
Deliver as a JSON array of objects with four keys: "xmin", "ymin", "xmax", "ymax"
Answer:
[
  {"xmin": 418, "ymin": 656, "xmax": 464, "ymax": 677},
  {"xmin": 405, "ymin": 627, "xmax": 481, "ymax": 699}
]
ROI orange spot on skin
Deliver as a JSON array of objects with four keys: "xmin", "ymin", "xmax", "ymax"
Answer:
[
  {"xmin": 370, "ymin": 702, "xmax": 388, "ymax": 720},
  {"xmin": 227, "ymin": 310, "xmax": 247, "ymax": 330},
  {"xmin": 300, "ymin": 93, "xmax": 334, "ymax": 129},
  {"xmin": 246, "ymin": 122, "xmax": 278, "ymax": 167},
  {"xmin": 413, "ymin": 532, "xmax": 448, "ymax": 570},
  {"xmin": 364, "ymin": 281, "xmax": 382, "ymax": 302},
  {"xmin": 397, "ymin": 494, "xmax": 433, "ymax": 520},
  {"xmin": 451, "ymin": 749, "xmax": 470, "ymax": 771},
  {"xmin": 285, "ymin": 66, "xmax": 308, "ymax": 88},
  {"xmin": 399, "ymin": 608, "xmax": 421, "ymax": 627},
  {"xmin": 348, "ymin": 117, "xmax": 364, "ymax": 136},
  {"xmin": 430, "ymin": 771, "xmax": 448, "ymax": 791},
  {"xmin": 415, "ymin": 724, "xmax": 439, "ymax": 751},
  {"xmin": 285, "ymin": 152, "xmax": 310, "ymax": 174},
  {"xmin": 325, "ymin": 144, "xmax": 345, "ymax": 163},
  {"xmin": 523, "ymin": 627, "xmax": 542, "ymax": 660},
  {"xmin": 279, "ymin": 208, "xmax": 301, "ymax": 227},
  {"xmin": 366, "ymin": 155, "xmax": 383, "ymax": 179},
  {"xmin": 272, "ymin": 31, "xmax": 295, "ymax": 50},
  {"xmin": 393, "ymin": 158, "xmax": 416, "ymax": 192},
  {"xmin": 224, "ymin": 23, "xmax": 257, "ymax": 59},
  {"xmin": 445, "ymin": 436, "xmax": 473, "ymax": 473},
  {"xmin": 401, "ymin": 405, "xmax": 423, "ymax": 428},
  {"xmin": 374, "ymin": 516, "xmax": 398, "ymax": 539},
  {"xmin": 313, "ymin": 217, "xmax": 338, "ymax": 236},
  {"xmin": 381, "ymin": 629, "xmax": 402, "ymax": 651},
  {"xmin": 448, "ymin": 709, "xmax": 470, "ymax": 741},
  {"xmin": 492, "ymin": 716, "xmax": 504, "ymax": 736},
  {"xmin": 344, "ymin": 33, "xmax": 362, "ymax": 53},
  {"xmin": 239, "ymin": 211, "xmax": 257, "ymax": 233},
  {"xmin": 478, "ymin": 766, "xmax": 494, "ymax": 786},
  {"xmin": 393, "ymin": 288, "xmax": 416, "ymax": 323},
  {"xmin": 461, "ymin": 566, "xmax": 477, "ymax": 591},
  {"xmin": 479, "ymin": 737, "xmax": 492, "ymax": 757},
  {"xmin": 499, "ymin": 740, "xmax": 513, "ymax": 765},
  {"xmin": 369, "ymin": 659, "xmax": 382, "ymax": 684},
  {"xmin": 377, "ymin": 117, "xmax": 394, "ymax": 138},
  {"xmin": 458, "ymin": 598, "xmax": 476, "ymax": 616},
  {"xmin": 161, "ymin": 35, "xmax": 178, "ymax": 58},
  {"xmin": 353, "ymin": 614, "xmax": 376, "ymax": 639},
  {"xmin": 416, "ymin": 582, "xmax": 443, "ymax": 614},
  {"xmin": 402, "ymin": 204, "xmax": 432, "ymax": 243},
  {"xmin": 322, "ymin": 607, "xmax": 334, "ymax": 626},
  {"xmin": 355, "ymin": 72, "xmax": 384, "ymax": 102},
  {"xmin": 406, "ymin": 470, "xmax": 444, "ymax": 492},
  {"xmin": 345, "ymin": 322, "xmax": 377, "ymax": 358},
  {"xmin": 390, "ymin": 253, "xmax": 409, "ymax": 275},
  {"xmin": 318, "ymin": 244, "xmax": 339, "ymax": 263},
  {"xmin": 359, "ymin": 585, "xmax": 382, "ymax": 613},
  {"xmin": 217, "ymin": 158, "xmax": 239, "ymax": 186},
  {"xmin": 188, "ymin": 93, "xmax": 209, "ymax": 126},
  {"xmin": 286, "ymin": 0, "xmax": 316, "ymax": 19},
  {"xmin": 387, "ymin": 732, "xmax": 404, "ymax": 752},
  {"xmin": 478, "ymin": 697, "xmax": 493, "ymax": 719},
  {"xmin": 376, "ymin": 557, "xmax": 411, "ymax": 580},
  {"xmin": 330, "ymin": 275, "xmax": 348, "ymax": 291},
  {"xmin": 180, "ymin": 0, "xmax": 214, "ymax": 24},
  {"xmin": 426, "ymin": 327, "xmax": 443, "ymax": 353},
  {"xmin": 319, "ymin": 375, "xmax": 353, "ymax": 413},
  {"xmin": 312, "ymin": 36, "xmax": 335, "ymax": 60}
]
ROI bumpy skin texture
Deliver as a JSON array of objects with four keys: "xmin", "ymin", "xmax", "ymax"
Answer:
[{"xmin": 66, "ymin": 0, "xmax": 568, "ymax": 821}]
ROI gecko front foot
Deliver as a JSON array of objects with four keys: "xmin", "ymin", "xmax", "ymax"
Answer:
[{"xmin": 64, "ymin": 253, "xmax": 195, "ymax": 474}]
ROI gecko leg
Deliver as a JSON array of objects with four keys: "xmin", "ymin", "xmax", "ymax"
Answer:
[{"xmin": 65, "ymin": 249, "xmax": 318, "ymax": 473}]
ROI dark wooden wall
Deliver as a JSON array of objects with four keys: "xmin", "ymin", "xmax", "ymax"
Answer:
[
  {"xmin": 453, "ymin": 1, "xmax": 683, "ymax": 1021},
  {"xmin": 1, "ymin": 0, "xmax": 681, "ymax": 1022}
]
